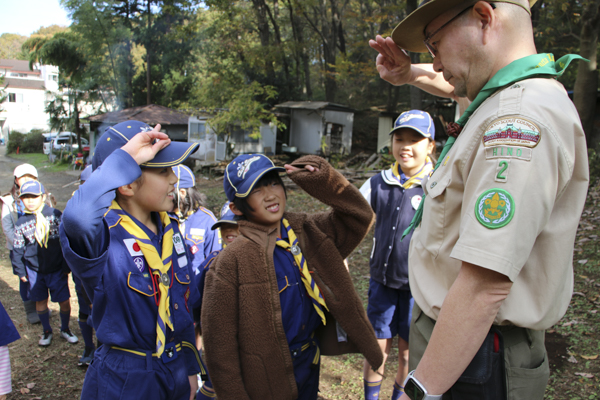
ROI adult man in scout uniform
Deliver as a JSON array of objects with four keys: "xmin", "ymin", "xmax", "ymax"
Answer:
[{"xmin": 375, "ymin": 1, "xmax": 589, "ymax": 399}]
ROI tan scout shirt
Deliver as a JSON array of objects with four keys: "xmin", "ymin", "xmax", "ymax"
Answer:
[{"xmin": 409, "ymin": 78, "xmax": 589, "ymax": 330}]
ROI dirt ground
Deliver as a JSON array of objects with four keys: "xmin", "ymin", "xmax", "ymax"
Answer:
[{"xmin": 0, "ymin": 145, "xmax": 597, "ymax": 399}]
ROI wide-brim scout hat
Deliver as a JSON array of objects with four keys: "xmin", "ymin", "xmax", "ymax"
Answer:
[
  {"xmin": 19, "ymin": 180, "xmax": 44, "ymax": 197},
  {"xmin": 390, "ymin": 110, "xmax": 435, "ymax": 140},
  {"xmin": 92, "ymin": 120, "xmax": 199, "ymax": 170},
  {"xmin": 224, "ymin": 154, "xmax": 285, "ymax": 202},
  {"xmin": 173, "ymin": 164, "xmax": 195, "ymax": 190},
  {"xmin": 391, "ymin": 0, "xmax": 538, "ymax": 53},
  {"xmin": 14, "ymin": 163, "xmax": 38, "ymax": 179}
]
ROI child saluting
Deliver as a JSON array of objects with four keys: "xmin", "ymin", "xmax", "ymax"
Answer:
[
  {"xmin": 202, "ymin": 154, "xmax": 384, "ymax": 399},
  {"xmin": 60, "ymin": 121, "xmax": 204, "ymax": 400}
]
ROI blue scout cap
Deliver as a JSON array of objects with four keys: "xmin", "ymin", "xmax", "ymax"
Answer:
[
  {"xmin": 211, "ymin": 208, "xmax": 241, "ymax": 230},
  {"xmin": 390, "ymin": 110, "xmax": 435, "ymax": 140},
  {"xmin": 223, "ymin": 154, "xmax": 285, "ymax": 201},
  {"xmin": 19, "ymin": 180, "xmax": 44, "ymax": 197},
  {"xmin": 173, "ymin": 164, "xmax": 195, "ymax": 190},
  {"xmin": 92, "ymin": 120, "xmax": 199, "ymax": 170},
  {"xmin": 80, "ymin": 165, "xmax": 92, "ymax": 182}
]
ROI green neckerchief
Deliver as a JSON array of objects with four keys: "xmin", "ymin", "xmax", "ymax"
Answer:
[{"xmin": 401, "ymin": 53, "xmax": 586, "ymax": 240}]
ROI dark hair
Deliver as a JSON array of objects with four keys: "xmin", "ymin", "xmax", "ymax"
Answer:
[
  {"xmin": 178, "ymin": 186, "xmax": 208, "ymax": 216},
  {"xmin": 233, "ymin": 171, "xmax": 286, "ymax": 216}
]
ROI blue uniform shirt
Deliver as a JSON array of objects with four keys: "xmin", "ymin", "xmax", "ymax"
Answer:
[
  {"xmin": 274, "ymin": 221, "xmax": 322, "ymax": 346},
  {"xmin": 60, "ymin": 150, "xmax": 201, "ymax": 376},
  {"xmin": 179, "ymin": 208, "xmax": 221, "ymax": 275}
]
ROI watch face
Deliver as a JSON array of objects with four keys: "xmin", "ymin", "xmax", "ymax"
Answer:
[{"xmin": 405, "ymin": 378, "xmax": 426, "ymax": 400}]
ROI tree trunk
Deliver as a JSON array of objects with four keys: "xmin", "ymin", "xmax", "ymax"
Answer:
[
  {"xmin": 573, "ymin": 0, "xmax": 600, "ymax": 148},
  {"xmin": 146, "ymin": 0, "xmax": 152, "ymax": 105}
]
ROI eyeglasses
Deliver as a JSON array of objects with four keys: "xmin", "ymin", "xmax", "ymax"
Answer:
[{"xmin": 423, "ymin": 5, "xmax": 474, "ymax": 58}]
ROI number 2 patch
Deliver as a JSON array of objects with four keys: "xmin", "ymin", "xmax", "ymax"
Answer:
[{"xmin": 495, "ymin": 160, "xmax": 510, "ymax": 182}]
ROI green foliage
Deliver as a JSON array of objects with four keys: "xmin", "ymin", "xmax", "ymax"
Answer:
[
  {"xmin": 6, "ymin": 131, "xmax": 44, "ymax": 154},
  {"xmin": 588, "ymin": 145, "xmax": 600, "ymax": 185},
  {"xmin": 0, "ymin": 33, "xmax": 29, "ymax": 60}
]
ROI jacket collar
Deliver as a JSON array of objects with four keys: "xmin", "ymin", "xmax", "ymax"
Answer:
[{"xmin": 237, "ymin": 212, "xmax": 306, "ymax": 245}]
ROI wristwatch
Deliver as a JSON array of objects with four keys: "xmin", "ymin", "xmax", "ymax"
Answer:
[{"xmin": 403, "ymin": 370, "xmax": 443, "ymax": 400}]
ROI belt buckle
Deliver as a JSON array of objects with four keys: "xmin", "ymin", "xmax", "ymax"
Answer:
[{"xmin": 161, "ymin": 342, "xmax": 178, "ymax": 363}]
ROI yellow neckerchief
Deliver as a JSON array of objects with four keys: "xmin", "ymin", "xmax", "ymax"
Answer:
[
  {"xmin": 391, "ymin": 156, "xmax": 433, "ymax": 189},
  {"xmin": 109, "ymin": 200, "xmax": 174, "ymax": 356},
  {"xmin": 275, "ymin": 218, "xmax": 329, "ymax": 325},
  {"xmin": 25, "ymin": 203, "xmax": 49, "ymax": 248}
]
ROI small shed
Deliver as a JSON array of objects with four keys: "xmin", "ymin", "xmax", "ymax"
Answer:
[
  {"xmin": 274, "ymin": 101, "xmax": 354, "ymax": 156},
  {"xmin": 88, "ymin": 104, "xmax": 190, "ymax": 153}
]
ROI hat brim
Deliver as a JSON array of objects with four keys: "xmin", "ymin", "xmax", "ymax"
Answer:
[
  {"xmin": 234, "ymin": 166, "xmax": 286, "ymax": 198},
  {"xmin": 391, "ymin": 0, "xmax": 538, "ymax": 53},
  {"xmin": 211, "ymin": 218, "xmax": 240, "ymax": 230},
  {"xmin": 141, "ymin": 142, "xmax": 199, "ymax": 168},
  {"xmin": 389, "ymin": 125, "xmax": 433, "ymax": 138}
]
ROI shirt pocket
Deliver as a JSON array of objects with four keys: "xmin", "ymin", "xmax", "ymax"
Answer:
[
  {"xmin": 418, "ymin": 175, "xmax": 452, "ymax": 259},
  {"xmin": 126, "ymin": 272, "xmax": 156, "ymax": 297}
]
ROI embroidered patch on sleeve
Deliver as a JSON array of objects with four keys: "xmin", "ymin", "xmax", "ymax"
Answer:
[
  {"xmin": 485, "ymin": 146, "xmax": 532, "ymax": 161},
  {"xmin": 475, "ymin": 188, "xmax": 515, "ymax": 229},
  {"xmin": 483, "ymin": 117, "xmax": 540, "ymax": 148}
]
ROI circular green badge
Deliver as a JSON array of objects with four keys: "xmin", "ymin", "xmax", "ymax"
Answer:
[{"xmin": 475, "ymin": 188, "xmax": 515, "ymax": 229}]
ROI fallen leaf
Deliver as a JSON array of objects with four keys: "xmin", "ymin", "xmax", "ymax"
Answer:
[
  {"xmin": 568, "ymin": 355, "xmax": 578, "ymax": 363},
  {"xmin": 581, "ymin": 354, "xmax": 598, "ymax": 360},
  {"xmin": 574, "ymin": 372, "xmax": 594, "ymax": 378},
  {"xmin": 579, "ymin": 275, "xmax": 589, "ymax": 279},
  {"xmin": 578, "ymin": 260, "xmax": 588, "ymax": 264},
  {"xmin": 27, "ymin": 382, "xmax": 35, "ymax": 389},
  {"xmin": 20, "ymin": 388, "xmax": 30, "ymax": 394}
]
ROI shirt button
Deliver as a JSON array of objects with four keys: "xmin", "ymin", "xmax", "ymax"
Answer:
[
  {"xmin": 392, "ymin": 227, "xmax": 396, "ymax": 230},
  {"xmin": 186, "ymin": 274, "xmax": 189, "ymax": 280},
  {"xmin": 174, "ymin": 303, "xmax": 179, "ymax": 310},
  {"xmin": 148, "ymin": 285, "xmax": 152, "ymax": 291},
  {"xmin": 396, "ymin": 207, "xmax": 400, "ymax": 210},
  {"xmin": 384, "ymin": 263, "xmax": 387, "ymax": 267},
  {"xmin": 389, "ymin": 246, "xmax": 392, "ymax": 249}
]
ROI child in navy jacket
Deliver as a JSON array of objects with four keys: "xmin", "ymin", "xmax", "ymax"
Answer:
[{"xmin": 359, "ymin": 110, "xmax": 435, "ymax": 400}]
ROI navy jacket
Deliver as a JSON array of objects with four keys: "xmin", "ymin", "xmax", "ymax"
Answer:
[{"xmin": 360, "ymin": 168, "xmax": 424, "ymax": 290}]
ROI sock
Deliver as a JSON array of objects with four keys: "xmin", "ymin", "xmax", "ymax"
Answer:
[
  {"xmin": 364, "ymin": 379, "xmax": 383, "ymax": 400},
  {"xmin": 60, "ymin": 311, "xmax": 70, "ymax": 331},
  {"xmin": 38, "ymin": 309, "xmax": 51, "ymax": 332},
  {"xmin": 391, "ymin": 380, "xmax": 404, "ymax": 400},
  {"xmin": 196, "ymin": 380, "xmax": 216, "ymax": 399},
  {"xmin": 78, "ymin": 318, "xmax": 95, "ymax": 349}
]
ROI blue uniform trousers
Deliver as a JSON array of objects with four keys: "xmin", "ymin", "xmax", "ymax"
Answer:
[{"xmin": 82, "ymin": 345, "xmax": 191, "ymax": 400}]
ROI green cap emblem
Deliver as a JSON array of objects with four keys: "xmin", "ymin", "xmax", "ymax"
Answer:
[{"xmin": 475, "ymin": 188, "xmax": 515, "ymax": 229}]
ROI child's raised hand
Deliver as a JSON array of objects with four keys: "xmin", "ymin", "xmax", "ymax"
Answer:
[
  {"xmin": 284, "ymin": 164, "xmax": 319, "ymax": 174},
  {"xmin": 121, "ymin": 124, "xmax": 171, "ymax": 166}
]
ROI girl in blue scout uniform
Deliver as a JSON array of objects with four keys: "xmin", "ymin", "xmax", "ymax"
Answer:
[
  {"xmin": 359, "ymin": 110, "xmax": 435, "ymax": 400},
  {"xmin": 202, "ymin": 154, "xmax": 383, "ymax": 400},
  {"xmin": 172, "ymin": 165, "xmax": 221, "ymax": 275},
  {"xmin": 60, "ymin": 121, "xmax": 206, "ymax": 400},
  {"xmin": 0, "ymin": 299, "xmax": 20, "ymax": 400},
  {"xmin": 71, "ymin": 165, "xmax": 97, "ymax": 366},
  {"xmin": 13, "ymin": 180, "xmax": 78, "ymax": 348}
]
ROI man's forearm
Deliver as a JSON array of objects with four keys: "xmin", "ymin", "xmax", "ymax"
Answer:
[{"xmin": 413, "ymin": 262, "xmax": 513, "ymax": 395}]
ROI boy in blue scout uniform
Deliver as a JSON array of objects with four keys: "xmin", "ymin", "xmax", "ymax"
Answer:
[
  {"xmin": 201, "ymin": 154, "xmax": 383, "ymax": 400},
  {"xmin": 172, "ymin": 164, "xmax": 221, "ymax": 275},
  {"xmin": 60, "ymin": 121, "xmax": 206, "ymax": 400},
  {"xmin": 13, "ymin": 181, "xmax": 78, "ymax": 347},
  {"xmin": 192, "ymin": 207, "xmax": 240, "ymax": 400},
  {"xmin": 359, "ymin": 110, "xmax": 435, "ymax": 400},
  {"xmin": 71, "ymin": 165, "xmax": 97, "ymax": 366}
]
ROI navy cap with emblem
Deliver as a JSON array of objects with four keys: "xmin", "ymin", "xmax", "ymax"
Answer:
[
  {"xmin": 92, "ymin": 120, "xmax": 199, "ymax": 170},
  {"xmin": 390, "ymin": 110, "xmax": 435, "ymax": 140},
  {"xmin": 173, "ymin": 164, "xmax": 195, "ymax": 190},
  {"xmin": 223, "ymin": 154, "xmax": 285, "ymax": 201},
  {"xmin": 19, "ymin": 180, "xmax": 44, "ymax": 197}
]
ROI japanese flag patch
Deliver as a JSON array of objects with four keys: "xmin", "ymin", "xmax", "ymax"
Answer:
[{"xmin": 123, "ymin": 239, "xmax": 143, "ymax": 256}]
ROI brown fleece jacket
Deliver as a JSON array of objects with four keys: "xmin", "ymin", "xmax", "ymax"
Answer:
[{"xmin": 202, "ymin": 155, "xmax": 383, "ymax": 400}]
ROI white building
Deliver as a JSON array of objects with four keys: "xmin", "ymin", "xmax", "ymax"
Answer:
[{"xmin": 0, "ymin": 59, "xmax": 59, "ymax": 137}]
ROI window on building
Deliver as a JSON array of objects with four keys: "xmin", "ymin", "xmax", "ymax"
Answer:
[
  {"xmin": 189, "ymin": 121, "xmax": 207, "ymax": 140},
  {"xmin": 8, "ymin": 93, "xmax": 23, "ymax": 103},
  {"xmin": 51, "ymin": 74, "xmax": 58, "ymax": 82}
]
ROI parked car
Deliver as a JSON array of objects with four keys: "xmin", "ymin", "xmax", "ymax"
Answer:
[{"xmin": 43, "ymin": 132, "xmax": 89, "ymax": 154}]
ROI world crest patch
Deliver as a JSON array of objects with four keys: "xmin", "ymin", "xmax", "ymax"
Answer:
[
  {"xmin": 483, "ymin": 117, "xmax": 540, "ymax": 148},
  {"xmin": 475, "ymin": 188, "xmax": 515, "ymax": 229}
]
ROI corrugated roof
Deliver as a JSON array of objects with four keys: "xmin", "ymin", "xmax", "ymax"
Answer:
[
  {"xmin": 0, "ymin": 59, "xmax": 41, "ymax": 75},
  {"xmin": 88, "ymin": 104, "xmax": 191, "ymax": 125},
  {"xmin": 275, "ymin": 101, "xmax": 354, "ymax": 112},
  {"xmin": 4, "ymin": 78, "xmax": 45, "ymax": 90}
]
